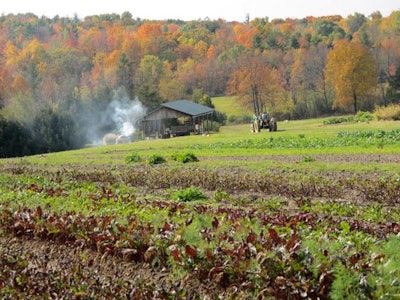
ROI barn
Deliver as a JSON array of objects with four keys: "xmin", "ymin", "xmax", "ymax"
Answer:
[{"xmin": 141, "ymin": 99, "xmax": 214, "ymax": 138}]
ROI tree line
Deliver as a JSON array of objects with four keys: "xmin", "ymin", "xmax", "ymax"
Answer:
[{"xmin": 0, "ymin": 11, "xmax": 399, "ymax": 157}]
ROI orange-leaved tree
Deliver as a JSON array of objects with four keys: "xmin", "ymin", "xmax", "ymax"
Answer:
[
  {"xmin": 228, "ymin": 52, "xmax": 279, "ymax": 116},
  {"xmin": 325, "ymin": 39, "xmax": 377, "ymax": 113}
]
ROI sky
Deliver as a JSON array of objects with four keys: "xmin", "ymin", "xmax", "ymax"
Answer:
[{"xmin": 1, "ymin": 0, "xmax": 399, "ymax": 22}]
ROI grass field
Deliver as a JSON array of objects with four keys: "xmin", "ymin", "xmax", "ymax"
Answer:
[
  {"xmin": 212, "ymin": 96, "xmax": 252, "ymax": 118},
  {"xmin": 4, "ymin": 118, "xmax": 398, "ymax": 171},
  {"xmin": 0, "ymin": 117, "xmax": 399, "ymax": 298}
]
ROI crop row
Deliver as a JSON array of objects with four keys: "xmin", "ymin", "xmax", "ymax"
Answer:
[
  {"xmin": 1, "ymin": 163, "xmax": 399, "ymax": 298},
  {"xmin": 3, "ymin": 164, "xmax": 399, "ymax": 204},
  {"xmin": 188, "ymin": 129, "xmax": 400, "ymax": 150},
  {"xmin": 1, "ymin": 197, "xmax": 400, "ymax": 299},
  {"xmin": 23, "ymin": 165, "xmax": 398, "ymax": 204}
]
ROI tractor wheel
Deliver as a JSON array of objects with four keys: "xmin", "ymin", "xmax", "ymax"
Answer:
[
  {"xmin": 269, "ymin": 118, "xmax": 277, "ymax": 132},
  {"xmin": 253, "ymin": 120, "xmax": 260, "ymax": 133}
]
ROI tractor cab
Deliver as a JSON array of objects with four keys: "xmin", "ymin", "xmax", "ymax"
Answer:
[{"xmin": 261, "ymin": 112, "xmax": 269, "ymax": 123}]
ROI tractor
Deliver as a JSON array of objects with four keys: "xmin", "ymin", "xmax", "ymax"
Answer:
[{"xmin": 251, "ymin": 111, "xmax": 277, "ymax": 133}]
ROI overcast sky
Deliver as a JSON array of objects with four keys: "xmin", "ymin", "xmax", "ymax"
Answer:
[{"xmin": 1, "ymin": 0, "xmax": 399, "ymax": 21}]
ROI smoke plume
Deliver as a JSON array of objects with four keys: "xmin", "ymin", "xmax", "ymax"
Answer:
[
  {"xmin": 109, "ymin": 97, "xmax": 146, "ymax": 136},
  {"xmin": 87, "ymin": 88, "xmax": 147, "ymax": 145}
]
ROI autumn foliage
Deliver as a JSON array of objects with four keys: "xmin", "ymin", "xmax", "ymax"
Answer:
[
  {"xmin": 0, "ymin": 11, "xmax": 400, "ymax": 156},
  {"xmin": 325, "ymin": 40, "xmax": 377, "ymax": 113}
]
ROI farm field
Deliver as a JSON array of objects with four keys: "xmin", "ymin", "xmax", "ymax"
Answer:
[{"xmin": 0, "ymin": 118, "xmax": 400, "ymax": 299}]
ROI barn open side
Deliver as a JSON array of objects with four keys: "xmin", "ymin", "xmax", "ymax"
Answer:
[{"xmin": 141, "ymin": 100, "xmax": 214, "ymax": 138}]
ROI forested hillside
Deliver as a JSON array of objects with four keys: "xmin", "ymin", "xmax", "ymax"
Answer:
[{"xmin": 0, "ymin": 11, "xmax": 400, "ymax": 157}]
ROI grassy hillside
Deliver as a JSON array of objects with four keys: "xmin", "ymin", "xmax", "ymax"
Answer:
[
  {"xmin": 2, "ymin": 118, "xmax": 399, "ymax": 173},
  {"xmin": 212, "ymin": 96, "xmax": 252, "ymax": 119}
]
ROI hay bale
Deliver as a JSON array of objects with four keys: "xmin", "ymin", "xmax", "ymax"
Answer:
[{"xmin": 103, "ymin": 133, "xmax": 118, "ymax": 145}]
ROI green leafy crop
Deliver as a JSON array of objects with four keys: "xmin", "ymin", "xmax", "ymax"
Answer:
[
  {"xmin": 147, "ymin": 154, "xmax": 167, "ymax": 165},
  {"xmin": 171, "ymin": 152, "xmax": 199, "ymax": 163},
  {"xmin": 125, "ymin": 152, "xmax": 142, "ymax": 163},
  {"xmin": 172, "ymin": 186, "xmax": 207, "ymax": 202}
]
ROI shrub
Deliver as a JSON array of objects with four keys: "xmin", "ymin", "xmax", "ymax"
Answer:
[
  {"xmin": 228, "ymin": 115, "xmax": 237, "ymax": 123},
  {"xmin": 171, "ymin": 152, "xmax": 198, "ymax": 163},
  {"xmin": 323, "ymin": 116, "xmax": 354, "ymax": 125},
  {"xmin": 323, "ymin": 111, "xmax": 373, "ymax": 125},
  {"xmin": 147, "ymin": 154, "xmax": 167, "ymax": 165},
  {"xmin": 125, "ymin": 152, "xmax": 142, "ymax": 163},
  {"xmin": 355, "ymin": 111, "xmax": 374, "ymax": 122},
  {"xmin": 172, "ymin": 186, "xmax": 207, "ymax": 202},
  {"xmin": 202, "ymin": 120, "xmax": 222, "ymax": 132},
  {"xmin": 374, "ymin": 104, "xmax": 400, "ymax": 120},
  {"xmin": 213, "ymin": 111, "xmax": 227, "ymax": 125}
]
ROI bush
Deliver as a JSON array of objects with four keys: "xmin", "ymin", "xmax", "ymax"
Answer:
[
  {"xmin": 172, "ymin": 186, "xmax": 207, "ymax": 202},
  {"xmin": 147, "ymin": 154, "xmax": 167, "ymax": 165},
  {"xmin": 213, "ymin": 111, "xmax": 227, "ymax": 125},
  {"xmin": 355, "ymin": 111, "xmax": 373, "ymax": 122},
  {"xmin": 125, "ymin": 152, "xmax": 142, "ymax": 163},
  {"xmin": 323, "ymin": 115, "xmax": 354, "ymax": 125},
  {"xmin": 203, "ymin": 121, "xmax": 222, "ymax": 132},
  {"xmin": 374, "ymin": 104, "xmax": 400, "ymax": 120},
  {"xmin": 171, "ymin": 152, "xmax": 198, "ymax": 163},
  {"xmin": 323, "ymin": 111, "xmax": 373, "ymax": 125}
]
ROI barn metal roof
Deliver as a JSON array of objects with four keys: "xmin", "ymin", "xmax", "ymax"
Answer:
[
  {"xmin": 143, "ymin": 99, "xmax": 214, "ymax": 121},
  {"xmin": 161, "ymin": 100, "xmax": 214, "ymax": 117}
]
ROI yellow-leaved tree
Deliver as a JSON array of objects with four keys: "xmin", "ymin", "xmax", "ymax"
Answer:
[{"xmin": 325, "ymin": 39, "xmax": 377, "ymax": 113}]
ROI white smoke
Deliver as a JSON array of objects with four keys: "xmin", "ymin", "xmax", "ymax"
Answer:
[
  {"xmin": 121, "ymin": 121, "xmax": 135, "ymax": 136},
  {"xmin": 110, "ymin": 95, "xmax": 146, "ymax": 137},
  {"xmin": 88, "ymin": 88, "xmax": 147, "ymax": 145}
]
